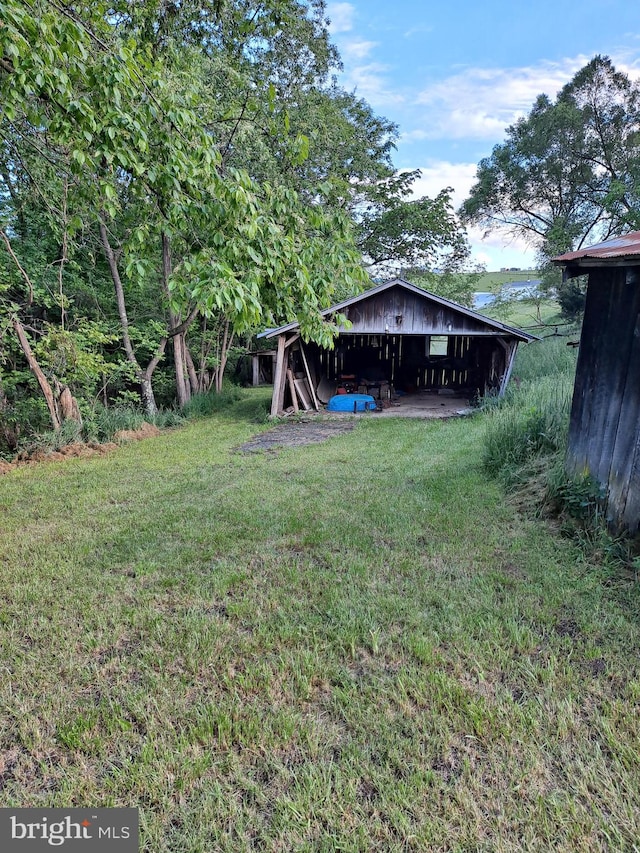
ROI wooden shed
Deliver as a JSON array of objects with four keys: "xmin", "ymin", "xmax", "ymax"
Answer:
[
  {"xmin": 258, "ymin": 278, "xmax": 536, "ymax": 417},
  {"xmin": 553, "ymin": 232, "xmax": 640, "ymax": 535}
]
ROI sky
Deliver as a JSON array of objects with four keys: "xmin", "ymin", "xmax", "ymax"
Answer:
[{"xmin": 325, "ymin": 0, "xmax": 640, "ymax": 271}]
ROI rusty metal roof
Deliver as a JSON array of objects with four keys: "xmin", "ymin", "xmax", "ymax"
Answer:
[{"xmin": 553, "ymin": 231, "xmax": 640, "ymax": 265}]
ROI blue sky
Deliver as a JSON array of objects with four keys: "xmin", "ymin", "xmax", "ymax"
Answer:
[{"xmin": 326, "ymin": 0, "xmax": 640, "ymax": 270}]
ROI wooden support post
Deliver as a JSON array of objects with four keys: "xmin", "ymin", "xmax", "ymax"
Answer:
[
  {"xmin": 497, "ymin": 339, "xmax": 518, "ymax": 396},
  {"xmin": 252, "ymin": 354, "xmax": 260, "ymax": 387},
  {"xmin": 271, "ymin": 334, "xmax": 287, "ymax": 417}
]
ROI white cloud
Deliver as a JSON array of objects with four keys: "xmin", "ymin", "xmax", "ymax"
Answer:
[
  {"xmin": 341, "ymin": 39, "xmax": 377, "ymax": 61},
  {"xmin": 403, "ymin": 23, "xmax": 434, "ymax": 39},
  {"xmin": 401, "ymin": 161, "xmax": 538, "ymax": 269},
  {"xmin": 326, "ymin": 2, "xmax": 355, "ymax": 34},
  {"xmin": 403, "ymin": 161, "xmax": 478, "ymax": 208},
  {"xmin": 345, "ymin": 62, "xmax": 406, "ymax": 107},
  {"xmin": 415, "ymin": 56, "xmax": 592, "ymax": 140}
]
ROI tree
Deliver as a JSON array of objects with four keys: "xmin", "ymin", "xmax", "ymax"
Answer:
[
  {"xmin": 0, "ymin": 0, "xmax": 368, "ymax": 422},
  {"xmin": 461, "ymin": 56, "xmax": 640, "ymax": 316}
]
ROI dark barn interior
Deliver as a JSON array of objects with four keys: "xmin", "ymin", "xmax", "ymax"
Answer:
[{"xmin": 260, "ymin": 279, "xmax": 536, "ymax": 417}]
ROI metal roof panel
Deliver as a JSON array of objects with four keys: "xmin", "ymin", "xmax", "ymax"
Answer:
[{"xmin": 553, "ymin": 231, "xmax": 640, "ymax": 264}]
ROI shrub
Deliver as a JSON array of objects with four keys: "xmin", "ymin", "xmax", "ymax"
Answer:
[{"xmin": 84, "ymin": 405, "xmax": 145, "ymax": 443}]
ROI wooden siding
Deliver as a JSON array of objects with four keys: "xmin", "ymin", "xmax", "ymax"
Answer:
[
  {"xmin": 340, "ymin": 285, "xmax": 499, "ymax": 336},
  {"xmin": 566, "ymin": 266, "xmax": 640, "ymax": 533}
]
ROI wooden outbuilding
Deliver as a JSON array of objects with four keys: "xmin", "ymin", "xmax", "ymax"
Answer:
[
  {"xmin": 553, "ymin": 232, "xmax": 640, "ymax": 535},
  {"xmin": 258, "ymin": 278, "xmax": 536, "ymax": 418}
]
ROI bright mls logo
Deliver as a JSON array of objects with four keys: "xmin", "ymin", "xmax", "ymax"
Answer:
[{"xmin": 0, "ymin": 808, "xmax": 138, "ymax": 851}]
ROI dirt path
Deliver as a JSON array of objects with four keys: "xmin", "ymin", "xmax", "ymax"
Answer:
[{"xmin": 237, "ymin": 420, "xmax": 356, "ymax": 453}]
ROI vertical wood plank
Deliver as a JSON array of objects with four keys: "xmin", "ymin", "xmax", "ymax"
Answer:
[{"xmin": 271, "ymin": 334, "xmax": 286, "ymax": 417}]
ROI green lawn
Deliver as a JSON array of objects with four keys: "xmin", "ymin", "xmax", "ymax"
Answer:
[{"xmin": 1, "ymin": 391, "xmax": 638, "ymax": 852}]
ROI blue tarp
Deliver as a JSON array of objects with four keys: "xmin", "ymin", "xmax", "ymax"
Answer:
[{"xmin": 327, "ymin": 394, "xmax": 376, "ymax": 412}]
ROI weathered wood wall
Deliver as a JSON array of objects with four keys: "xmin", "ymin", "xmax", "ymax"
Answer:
[
  {"xmin": 341, "ymin": 286, "xmax": 500, "ymax": 336},
  {"xmin": 566, "ymin": 266, "xmax": 640, "ymax": 534}
]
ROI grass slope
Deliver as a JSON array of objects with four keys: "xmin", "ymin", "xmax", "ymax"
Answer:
[{"xmin": 1, "ymin": 391, "xmax": 639, "ymax": 852}]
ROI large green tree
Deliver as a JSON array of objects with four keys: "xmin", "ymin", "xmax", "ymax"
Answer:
[
  {"xmin": 461, "ymin": 56, "xmax": 640, "ymax": 316},
  {"xmin": 0, "ymin": 0, "xmax": 368, "ymax": 421}
]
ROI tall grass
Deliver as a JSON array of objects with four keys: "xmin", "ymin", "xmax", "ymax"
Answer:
[
  {"xmin": 482, "ymin": 374, "xmax": 574, "ymax": 482},
  {"xmin": 481, "ymin": 334, "xmax": 635, "ymax": 560},
  {"xmin": 482, "ymin": 336, "xmax": 578, "ymax": 485}
]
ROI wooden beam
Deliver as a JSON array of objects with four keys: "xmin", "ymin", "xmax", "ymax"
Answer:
[
  {"xmin": 271, "ymin": 334, "xmax": 287, "ymax": 417},
  {"xmin": 286, "ymin": 369, "xmax": 299, "ymax": 413},
  {"xmin": 284, "ymin": 332, "xmax": 301, "ymax": 349},
  {"xmin": 498, "ymin": 339, "xmax": 518, "ymax": 396},
  {"xmin": 299, "ymin": 342, "xmax": 319, "ymax": 410},
  {"xmin": 293, "ymin": 378, "xmax": 312, "ymax": 410}
]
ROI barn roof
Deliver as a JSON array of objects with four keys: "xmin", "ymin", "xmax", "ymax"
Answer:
[
  {"xmin": 553, "ymin": 231, "xmax": 640, "ymax": 272},
  {"xmin": 258, "ymin": 278, "xmax": 537, "ymax": 342}
]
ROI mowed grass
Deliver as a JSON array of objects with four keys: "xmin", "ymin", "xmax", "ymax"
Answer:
[{"xmin": 1, "ymin": 390, "xmax": 639, "ymax": 852}]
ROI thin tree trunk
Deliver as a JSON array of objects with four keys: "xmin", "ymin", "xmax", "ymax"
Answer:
[
  {"xmin": 215, "ymin": 320, "xmax": 235, "ymax": 393},
  {"xmin": 12, "ymin": 317, "xmax": 61, "ymax": 430},
  {"xmin": 184, "ymin": 342, "xmax": 199, "ymax": 395},
  {"xmin": 162, "ymin": 232, "xmax": 191, "ymax": 407},
  {"xmin": 99, "ymin": 217, "xmax": 160, "ymax": 417}
]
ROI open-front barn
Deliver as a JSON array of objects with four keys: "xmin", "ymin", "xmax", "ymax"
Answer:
[{"xmin": 259, "ymin": 278, "xmax": 536, "ymax": 417}]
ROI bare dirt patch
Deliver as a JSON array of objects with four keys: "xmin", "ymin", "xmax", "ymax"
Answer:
[
  {"xmin": 0, "ymin": 424, "xmax": 161, "ymax": 474},
  {"xmin": 237, "ymin": 419, "xmax": 356, "ymax": 453},
  {"xmin": 114, "ymin": 422, "xmax": 161, "ymax": 442}
]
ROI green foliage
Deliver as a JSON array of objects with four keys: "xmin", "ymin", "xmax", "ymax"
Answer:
[
  {"xmin": 21, "ymin": 418, "xmax": 84, "ymax": 455},
  {"xmin": 481, "ymin": 337, "xmax": 578, "ymax": 484},
  {"xmin": 0, "ymin": 0, "xmax": 472, "ymax": 430},
  {"xmin": 83, "ymin": 405, "xmax": 146, "ymax": 442},
  {"xmin": 462, "ymin": 56, "xmax": 640, "ymax": 299},
  {"xmin": 511, "ymin": 335, "xmax": 580, "ymax": 383},
  {"xmin": 547, "ymin": 465, "xmax": 607, "ymax": 524}
]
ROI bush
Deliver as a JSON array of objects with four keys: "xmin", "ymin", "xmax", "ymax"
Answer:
[
  {"xmin": 20, "ymin": 418, "xmax": 84, "ymax": 455},
  {"xmin": 84, "ymin": 405, "xmax": 146, "ymax": 443}
]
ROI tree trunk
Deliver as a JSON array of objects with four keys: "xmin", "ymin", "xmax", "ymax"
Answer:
[
  {"xmin": 161, "ymin": 232, "xmax": 191, "ymax": 408},
  {"xmin": 99, "ymin": 217, "xmax": 160, "ymax": 417},
  {"xmin": 12, "ymin": 317, "xmax": 61, "ymax": 431},
  {"xmin": 172, "ymin": 330, "xmax": 190, "ymax": 407},
  {"xmin": 214, "ymin": 320, "xmax": 235, "ymax": 393},
  {"xmin": 55, "ymin": 380, "xmax": 83, "ymax": 426},
  {"xmin": 184, "ymin": 343, "xmax": 200, "ymax": 395},
  {"xmin": 0, "ymin": 376, "xmax": 19, "ymax": 450}
]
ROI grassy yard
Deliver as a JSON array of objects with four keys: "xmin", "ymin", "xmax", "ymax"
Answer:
[{"xmin": 0, "ymin": 391, "xmax": 639, "ymax": 852}]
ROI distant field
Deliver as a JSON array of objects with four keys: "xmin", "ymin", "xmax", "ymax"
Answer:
[
  {"xmin": 474, "ymin": 270, "xmax": 540, "ymax": 291},
  {"xmin": 483, "ymin": 298, "xmax": 564, "ymax": 330}
]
